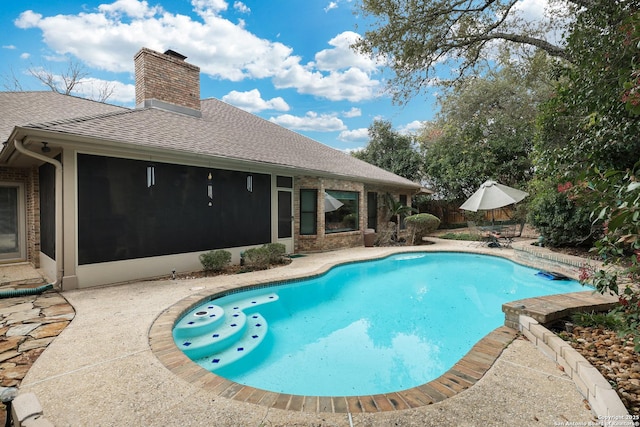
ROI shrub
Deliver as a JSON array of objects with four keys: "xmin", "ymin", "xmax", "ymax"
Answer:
[
  {"xmin": 526, "ymin": 182, "xmax": 596, "ymax": 247},
  {"xmin": 405, "ymin": 213, "xmax": 441, "ymax": 244},
  {"xmin": 243, "ymin": 247, "xmax": 270, "ymax": 269},
  {"xmin": 263, "ymin": 243, "xmax": 286, "ymax": 264},
  {"xmin": 199, "ymin": 249, "xmax": 231, "ymax": 272},
  {"xmin": 243, "ymin": 243, "xmax": 287, "ymax": 270},
  {"xmin": 570, "ymin": 311, "xmax": 623, "ymax": 330}
]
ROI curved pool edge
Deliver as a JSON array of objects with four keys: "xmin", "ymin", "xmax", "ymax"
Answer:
[
  {"xmin": 147, "ymin": 243, "xmax": 613, "ymax": 413},
  {"xmin": 150, "ymin": 302, "xmax": 517, "ymax": 413}
]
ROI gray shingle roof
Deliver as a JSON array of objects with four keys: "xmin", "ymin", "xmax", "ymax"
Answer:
[
  {"xmin": 0, "ymin": 91, "xmax": 126, "ymax": 143},
  {"xmin": 1, "ymin": 92, "xmax": 419, "ymax": 189}
]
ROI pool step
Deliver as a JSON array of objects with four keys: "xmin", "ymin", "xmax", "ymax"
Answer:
[
  {"xmin": 173, "ymin": 304, "xmax": 225, "ymax": 339},
  {"xmin": 230, "ymin": 293, "xmax": 279, "ymax": 314},
  {"xmin": 175, "ymin": 292, "xmax": 279, "ymax": 368},
  {"xmin": 177, "ymin": 310, "xmax": 249, "ymax": 359},
  {"xmin": 195, "ymin": 313, "xmax": 268, "ymax": 370}
]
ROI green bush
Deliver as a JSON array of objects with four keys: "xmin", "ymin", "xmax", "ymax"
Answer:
[
  {"xmin": 244, "ymin": 243, "xmax": 287, "ymax": 270},
  {"xmin": 570, "ymin": 311, "xmax": 623, "ymax": 330},
  {"xmin": 199, "ymin": 249, "xmax": 232, "ymax": 272},
  {"xmin": 243, "ymin": 247, "xmax": 269, "ymax": 269},
  {"xmin": 526, "ymin": 182, "xmax": 596, "ymax": 247},
  {"xmin": 405, "ymin": 213, "xmax": 441, "ymax": 244},
  {"xmin": 263, "ymin": 243, "xmax": 286, "ymax": 264}
]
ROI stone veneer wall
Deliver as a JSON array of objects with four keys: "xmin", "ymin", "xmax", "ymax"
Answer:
[
  {"xmin": 0, "ymin": 166, "xmax": 39, "ymax": 266},
  {"xmin": 294, "ymin": 176, "xmax": 365, "ymax": 252},
  {"xmin": 293, "ymin": 176, "xmax": 412, "ymax": 252}
]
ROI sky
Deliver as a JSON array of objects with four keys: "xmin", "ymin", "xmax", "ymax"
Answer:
[{"xmin": 0, "ymin": 0, "xmax": 556, "ymax": 151}]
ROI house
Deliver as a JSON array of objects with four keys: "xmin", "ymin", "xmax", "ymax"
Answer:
[{"xmin": 0, "ymin": 47, "xmax": 421, "ymax": 289}]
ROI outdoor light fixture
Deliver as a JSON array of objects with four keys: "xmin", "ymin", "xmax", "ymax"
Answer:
[
  {"xmin": 41, "ymin": 142, "xmax": 51, "ymax": 153},
  {"xmin": 147, "ymin": 164, "xmax": 155, "ymax": 188},
  {"xmin": 207, "ymin": 172, "xmax": 213, "ymax": 206},
  {"xmin": 246, "ymin": 174, "xmax": 253, "ymax": 192}
]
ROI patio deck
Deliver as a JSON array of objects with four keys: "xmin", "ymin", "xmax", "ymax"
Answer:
[{"xmin": 10, "ymin": 240, "xmax": 603, "ymax": 426}]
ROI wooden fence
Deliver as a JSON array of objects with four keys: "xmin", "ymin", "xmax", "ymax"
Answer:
[{"xmin": 420, "ymin": 200, "xmax": 514, "ymax": 226}]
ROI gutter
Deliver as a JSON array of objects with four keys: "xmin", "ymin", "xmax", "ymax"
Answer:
[{"xmin": 12, "ymin": 139, "xmax": 64, "ymax": 288}]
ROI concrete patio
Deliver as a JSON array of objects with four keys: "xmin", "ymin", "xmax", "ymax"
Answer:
[{"xmin": 14, "ymin": 240, "xmax": 600, "ymax": 426}]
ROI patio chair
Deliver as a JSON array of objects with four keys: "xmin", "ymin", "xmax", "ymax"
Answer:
[
  {"xmin": 498, "ymin": 221, "xmax": 525, "ymax": 248},
  {"xmin": 467, "ymin": 221, "xmax": 493, "ymax": 247}
]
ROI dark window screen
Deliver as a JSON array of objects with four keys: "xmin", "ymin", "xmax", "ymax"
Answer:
[
  {"xmin": 367, "ymin": 192, "xmax": 377, "ymax": 231},
  {"xmin": 39, "ymin": 162, "xmax": 56, "ymax": 259},
  {"xmin": 276, "ymin": 176, "xmax": 293, "ymax": 188},
  {"xmin": 77, "ymin": 154, "xmax": 271, "ymax": 265},
  {"xmin": 299, "ymin": 189, "xmax": 317, "ymax": 235}
]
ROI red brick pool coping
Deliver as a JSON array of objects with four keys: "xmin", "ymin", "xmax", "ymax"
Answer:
[
  {"xmin": 149, "ymin": 286, "xmax": 518, "ymax": 413},
  {"xmin": 148, "ymin": 245, "xmax": 623, "ymax": 413}
]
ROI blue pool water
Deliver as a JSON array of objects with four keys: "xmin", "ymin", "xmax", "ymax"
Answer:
[{"xmin": 173, "ymin": 252, "xmax": 587, "ymax": 396}]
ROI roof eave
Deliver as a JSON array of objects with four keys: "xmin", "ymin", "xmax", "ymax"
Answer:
[{"xmin": 4, "ymin": 126, "xmax": 421, "ymax": 189}]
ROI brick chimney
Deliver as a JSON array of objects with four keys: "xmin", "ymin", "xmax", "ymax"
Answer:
[{"xmin": 134, "ymin": 47, "xmax": 201, "ymax": 116}]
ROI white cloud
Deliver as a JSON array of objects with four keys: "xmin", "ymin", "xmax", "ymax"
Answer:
[
  {"xmin": 233, "ymin": 1, "xmax": 250, "ymax": 13},
  {"xmin": 324, "ymin": 2, "xmax": 338, "ymax": 12},
  {"xmin": 222, "ymin": 89, "xmax": 289, "ymax": 112},
  {"xmin": 315, "ymin": 32, "xmax": 378, "ymax": 72},
  {"xmin": 13, "ymin": 2, "xmax": 385, "ymax": 102},
  {"xmin": 98, "ymin": 0, "xmax": 162, "ymax": 18},
  {"xmin": 338, "ymin": 127, "xmax": 369, "ymax": 142},
  {"xmin": 14, "ymin": 10, "xmax": 42, "ymax": 28},
  {"xmin": 20, "ymin": 53, "xmax": 30, "ymax": 60},
  {"xmin": 269, "ymin": 111, "xmax": 346, "ymax": 132},
  {"xmin": 273, "ymin": 65, "xmax": 381, "ymax": 102},
  {"xmin": 398, "ymin": 120, "xmax": 424, "ymax": 134},
  {"xmin": 3, "ymin": 45, "xmax": 17, "ymax": 50},
  {"xmin": 342, "ymin": 107, "xmax": 361, "ymax": 118},
  {"xmin": 192, "ymin": 0, "xmax": 228, "ymax": 14},
  {"xmin": 341, "ymin": 146, "xmax": 365, "ymax": 154}
]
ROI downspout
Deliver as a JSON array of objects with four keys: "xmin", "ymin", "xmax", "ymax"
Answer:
[{"xmin": 12, "ymin": 139, "xmax": 64, "ymax": 289}]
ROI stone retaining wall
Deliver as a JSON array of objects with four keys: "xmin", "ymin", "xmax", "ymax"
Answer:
[
  {"xmin": 519, "ymin": 315, "xmax": 630, "ymax": 420},
  {"xmin": 507, "ymin": 241, "xmax": 632, "ymax": 421}
]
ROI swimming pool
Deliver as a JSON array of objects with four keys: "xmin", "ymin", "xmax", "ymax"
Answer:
[{"xmin": 173, "ymin": 252, "xmax": 586, "ymax": 396}]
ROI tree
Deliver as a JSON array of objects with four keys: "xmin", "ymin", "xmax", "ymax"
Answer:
[
  {"xmin": 529, "ymin": 0, "xmax": 640, "ymax": 246},
  {"xmin": 29, "ymin": 60, "xmax": 89, "ymax": 95},
  {"xmin": 418, "ymin": 53, "xmax": 551, "ymax": 200},
  {"xmin": 578, "ymin": 163, "xmax": 640, "ymax": 351},
  {"xmin": 352, "ymin": 120, "xmax": 422, "ymax": 181},
  {"xmin": 3, "ymin": 59, "xmax": 114, "ymax": 102},
  {"xmin": 353, "ymin": 0, "xmax": 578, "ymax": 103}
]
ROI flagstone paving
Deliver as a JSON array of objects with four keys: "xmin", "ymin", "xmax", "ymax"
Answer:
[{"xmin": 0, "ymin": 292, "xmax": 75, "ymax": 387}]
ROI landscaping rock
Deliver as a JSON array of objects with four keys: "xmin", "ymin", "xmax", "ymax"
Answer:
[{"xmin": 558, "ymin": 325, "xmax": 640, "ymax": 415}]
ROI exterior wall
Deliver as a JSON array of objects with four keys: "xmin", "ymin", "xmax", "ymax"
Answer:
[
  {"xmin": 0, "ymin": 166, "xmax": 39, "ymax": 266},
  {"xmin": 134, "ymin": 48, "xmax": 201, "ymax": 111},
  {"xmin": 363, "ymin": 184, "xmax": 413, "ymax": 241},
  {"xmin": 293, "ymin": 177, "xmax": 414, "ymax": 252},
  {"xmin": 295, "ymin": 176, "xmax": 365, "ymax": 252}
]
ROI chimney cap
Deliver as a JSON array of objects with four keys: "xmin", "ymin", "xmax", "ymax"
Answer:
[{"xmin": 164, "ymin": 49, "xmax": 187, "ymax": 61}]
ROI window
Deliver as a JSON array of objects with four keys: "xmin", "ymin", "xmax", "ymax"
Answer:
[
  {"xmin": 276, "ymin": 176, "xmax": 293, "ymax": 188},
  {"xmin": 367, "ymin": 192, "xmax": 378, "ymax": 230},
  {"xmin": 324, "ymin": 190, "xmax": 359, "ymax": 233},
  {"xmin": 300, "ymin": 189, "xmax": 317, "ymax": 235}
]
